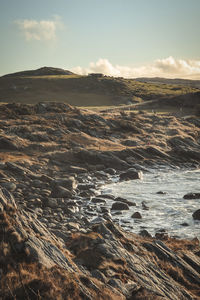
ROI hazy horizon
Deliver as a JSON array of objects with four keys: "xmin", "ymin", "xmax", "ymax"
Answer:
[{"xmin": 1, "ymin": 60, "xmax": 200, "ymax": 81}]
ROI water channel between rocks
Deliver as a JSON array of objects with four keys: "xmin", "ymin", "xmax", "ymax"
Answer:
[{"xmin": 100, "ymin": 168, "xmax": 200, "ymax": 239}]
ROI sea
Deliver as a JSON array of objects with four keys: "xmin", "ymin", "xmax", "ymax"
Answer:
[{"xmin": 101, "ymin": 168, "xmax": 200, "ymax": 239}]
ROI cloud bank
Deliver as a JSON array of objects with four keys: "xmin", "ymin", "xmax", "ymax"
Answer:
[
  {"xmin": 15, "ymin": 16, "xmax": 62, "ymax": 41},
  {"xmin": 72, "ymin": 57, "xmax": 200, "ymax": 79}
]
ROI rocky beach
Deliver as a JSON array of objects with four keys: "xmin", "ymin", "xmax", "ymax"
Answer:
[{"xmin": 0, "ymin": 101, "xmax": 200, "ymax": 299}]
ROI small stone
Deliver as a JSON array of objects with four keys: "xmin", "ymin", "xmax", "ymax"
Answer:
[
  {"xmin": 32, "ymin": 180, "xmax": 44, "ymax": 188},
  {"xmin": 79, "ymin": 190, "xmax": 95, "ymax": 197},
  {"xmin": 139, "ymin": 229, "xmax": 152, "ymax": 238},
  {"xmin": 67, "ymin": 222, "xmax": 80, "ymax": 230},
  {"xmin": 78, "ymin": 183, "xmax": 96, "ymax": 191},
  {"xmin": 91, "ymin": 269, "xmax": 107, "ymax": 283},
  {"xmin": 156, "ymin": 191, "xmax": 167, "ymax": 195},
  {"xmin": 142, "ymin": 201, "xmax": 149, "ymax": 210},
  {"xmin": 30, "ymin": 198, "xmax": 42, "ymax": 207},
  {"xmin": 105, "ymin": 168, "xmax": 116, "ymax": 175},
  {"xmin": 108, "ymin": 278, "xmax": 124, "ymax": 290},
  {"xmin": 131, "ymin": 212, "xmax": 142, "ymax": 219},
  {"xmin": 69, "ymin": 166, "xmax": 87, "ymax": 174},
  {"xmin": 155, "ymin": 229, "xmax": 168, "ymax": 240},
  {"xmin": 90, "ymin": 217, "xmax": 106, "ymax": 224},
  {"xmin": 50, "ymin": 186, "xmax": 73, "ymax": 198},
  {"xmin": 40, "ymin": 189, "xmax": 51, "ymax": 197},
  {"xmin": 64, "ymin": 206, "xmax": 79, "ymax": 215},
  {"xmin": 100, "ymin": 207, "xmax": 110, "ymax": 213},
  {"xmin": 40, "ymin": 175, "xmax": 53, "ymax": 183},
  {"xmin": 0, "ymin": 182, "xmax": 16, "ymax": 192},
  {"xmin": 46, "ymin": 198, "xmax": 58, "ymax": 209},
  {"xmin": 181, "ymin": 222, "xmax": 189, "ymax": 226},
  {"xmin": 52, "ymin": 177, "xmax": 77, "ymax": 191},
  {"xmin": 91, "ymin": 197, "xmax": 106, "ymax": 204},
  {"xmin": 115, "ymin": 197, "xmax": 136, "ymax": 206},
  {"xmin": 99, "ymin": 194, "xmax": 115, "ymax": 200}
]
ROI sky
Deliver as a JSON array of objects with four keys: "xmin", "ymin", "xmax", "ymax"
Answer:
[{"xmin": 0, "ymin": 0, "xmax": 200, "ymax": 78}]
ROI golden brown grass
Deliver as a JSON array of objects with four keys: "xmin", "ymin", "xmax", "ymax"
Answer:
[{"xmin": 0, "ymin": 74, "xmax": 198, "ymax": 107}]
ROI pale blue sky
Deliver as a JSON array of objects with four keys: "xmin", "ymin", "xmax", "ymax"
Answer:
[{"xmin": 0, "ymin": 0, "xmax": 200, "ymax": 78}]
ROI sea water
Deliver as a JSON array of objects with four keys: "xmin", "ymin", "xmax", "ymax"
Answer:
[{"xmin": 101, "ymin": 168, "xmax": 200, "ymax": 239}]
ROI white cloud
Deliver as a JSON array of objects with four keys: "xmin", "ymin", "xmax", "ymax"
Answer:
[
  {"xmin": 72, "ymin": 57, "xmax": 200, "ymax": 79},
  {"xmin": 15, "ymin": 16, "xmax": 62, "ymax": 41}
]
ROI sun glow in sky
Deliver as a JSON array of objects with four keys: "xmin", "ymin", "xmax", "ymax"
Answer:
[{"xmin": 0, "ymin": 0, "xmax": 200, "ymax": 78}]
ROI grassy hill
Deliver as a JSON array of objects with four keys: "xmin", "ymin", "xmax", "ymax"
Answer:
[
  {"xmin": 2, "ymin": 66, "xmax": 74, "ymax": 77},
  {"xmin": 0, "ymin": 67, "xmax": 199, "ymax": 107},
  {"xmin": 136, "ymin": 77, "xmax": 200, "ymax": 89},
  {"xmin": 132, "ymin": 91, "xmax": 200, "ymax": 115}
]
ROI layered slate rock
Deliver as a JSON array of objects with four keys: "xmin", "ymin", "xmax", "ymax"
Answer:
[
  {"xmin": 0, "ymin": 102, "xmax": 200, "ymax": 299},
  {"xmin": 1, "ymin": 187, "xmax": 200, "ymax": 299}
]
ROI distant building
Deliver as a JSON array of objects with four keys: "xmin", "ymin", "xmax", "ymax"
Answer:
[{"xmin": 88, "ymin": 73, "xmax": 104, "ymax": 78}]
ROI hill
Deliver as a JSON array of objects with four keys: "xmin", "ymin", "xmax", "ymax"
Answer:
[
  {"xmin": 2, "ymin": 66, "xmax": 74, "ymax": 77},
  {"xmin": 136, "ymin": 77, "xmax": 200, "ymax": 89},
  {"xmin": 0, "ymin": 67, "xmax": 199, "ymax": 107},
  {"xmin": 132, "ymin": 91, "xmax": 200, "ymax": 115}
]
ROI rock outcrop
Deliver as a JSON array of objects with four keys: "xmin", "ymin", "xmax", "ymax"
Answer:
[
  {"xmin": 1, "ymin": 189, "xmax": 200, "ymax": 299},
  {"xmin": 0, "ymin": 102, "xmax": 200, "ymax": 299}
]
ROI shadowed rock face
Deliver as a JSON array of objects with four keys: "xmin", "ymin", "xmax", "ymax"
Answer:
[{"xmin": 0, "ymin": 102, "xmax": 200, "ymax": 299}]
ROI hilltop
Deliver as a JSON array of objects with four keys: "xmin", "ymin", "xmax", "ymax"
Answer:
[
  {"xmin": 0, "ymin": 67, "xmax": 199, "ymax": 107},
  {"xmin": 2, "ymin": 66, "xmax": 74, "ymax": 77}
]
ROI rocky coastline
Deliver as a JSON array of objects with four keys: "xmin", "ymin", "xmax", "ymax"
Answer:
[{"xmin": 0, "ymin": 102, "xmax": 200, "ymax": 299}]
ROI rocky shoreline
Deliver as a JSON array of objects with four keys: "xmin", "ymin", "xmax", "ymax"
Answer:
[{"xmin": 0, "ymin": 102, "xmax": 200, "ymax": 299}]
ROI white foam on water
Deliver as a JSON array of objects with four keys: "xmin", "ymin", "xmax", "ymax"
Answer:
[{"xmin": 101, "ymin": 169, "xmax": 200, "ymax": 239}]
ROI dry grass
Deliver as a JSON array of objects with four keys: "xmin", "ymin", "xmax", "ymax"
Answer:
[
  {"xmin": 0, "ymin": 74, "xmax": 198, "ymax": 107},
  {"xmin": 158, "ymin": 261, "xmax": 200, "ymax": 299},
  {"xmin": 0, "ymin": 152, "xmax": 31, "ymax": 162},
  {"xmin": 165, "ymin": 238, "xmax": 200, "ymax": 252},
  {"xmin": 68, "ymin": 132, "xmax": 125, "ymax": 151}
]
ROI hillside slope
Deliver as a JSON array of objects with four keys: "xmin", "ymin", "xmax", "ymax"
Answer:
[
  {"xmin": 136, "ymin": 77, "xmax": 200, "ymax": 89},
  {"xmin": 0, "ymin": 67, "xmax": 199, "ymax": 107}
]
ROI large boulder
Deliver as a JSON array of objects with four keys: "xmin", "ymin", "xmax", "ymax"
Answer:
[
  {"xmin": 111, "ymin": 201, "xmax": 129, "ymax": 210},
  {"xmin": 183, "ymin": 193, "xmax": 200, "ymax": 200},
  {"xmin": 75, "ymin": 149, "xmax": 130, "ymax": 170},
  {"xmin": 50, "ymin": 186, "xmax": 73, "ymax": 198},
  {"xmin": 192, "ymin": 209, "xmax": 200, "ymax": 220},
  {"xmin": 120, "ymin": 169, "xmax": 143, "ymax": 181},
  {"xmin": 52, "ymin": 177, "xmax": 77, "ymax": 191}
]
